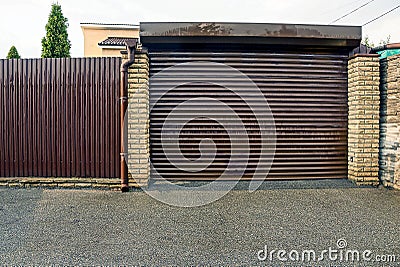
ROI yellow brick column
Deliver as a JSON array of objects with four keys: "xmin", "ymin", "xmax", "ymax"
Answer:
[
  {"xmin": 347, "ymin": 54, "xmax": 380, "ymax": 185},
  {"xmin": 379, "ymin": 54, "xmax": 400, "ymax": 189},
  {"xmin": 126, "ymin": 49, "xmax": 150, "ymax": 187}
]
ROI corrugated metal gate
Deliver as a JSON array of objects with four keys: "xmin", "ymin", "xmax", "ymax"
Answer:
[
  {"xmin": 0, "ymin": 57, "xmax": 121, "ymax": 178},
  {"xmin": 149, "ymin": 49, "xmax": 348, "ymax": 180}
]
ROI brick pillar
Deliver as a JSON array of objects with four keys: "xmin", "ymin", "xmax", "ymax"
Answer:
[
  {"xmin": 126, "ymin": 49, "xmax": 150, "ymax": 187},
  {"xmin": 379, "ymin": 54, "xmax": 400, "ymax": 189},
  {"xmin": 347, "ymin": 54, "xmax": 380, "ymax": 185}
]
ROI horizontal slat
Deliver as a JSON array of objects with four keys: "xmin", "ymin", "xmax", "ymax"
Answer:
[
  {"xmin": 152, "ymin": 175, "xmax": 347, "ymax": 181},
  {"xmin": 152, "ymin": 151, "xmax": 346, "ymax": 156},
  {"xmin": 152, "ymin": 158, "xmax": 347, "ymax": 162},
  {"xmin": 155, "ymin": 148, "xmax": 346, "ymax": 152},
  {"xmin": 149, "ymin": 51, "xmax": 348, "ymax": 57},
  {"xmin": 150, "ymin": 127, "xmax": 347, "ymax": 132}
]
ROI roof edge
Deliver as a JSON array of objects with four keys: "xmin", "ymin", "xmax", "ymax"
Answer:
[
  {"xmin": 81, "ymin": 23, "xmax": 139, "ymax": 29},
  {"xmin": 140, "ymin": 22, "xmax": 361, "ymax": 39},
  {"xmin": 98, "ymin": 37, "xmax": 138, "ymax": 47}
]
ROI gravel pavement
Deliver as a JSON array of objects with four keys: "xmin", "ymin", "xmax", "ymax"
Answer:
[{"xmin": 0, "ymin": 180, "xmax": 399, "ymax": 266}]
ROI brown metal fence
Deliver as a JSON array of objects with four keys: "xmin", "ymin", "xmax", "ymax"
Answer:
[{"xmin": 0, "ymin": 57, "xmax": 121, "ymax": 178}]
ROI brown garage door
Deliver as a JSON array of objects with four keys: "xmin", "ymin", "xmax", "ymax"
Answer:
[{"xmin": 149, "ymin": 49, "xmax": 348, "ymax": 181}]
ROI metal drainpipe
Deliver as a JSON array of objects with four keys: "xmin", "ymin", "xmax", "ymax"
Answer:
[{"xmin": 120, "ymin": 39, "xmax": 137, "ymax": 192}]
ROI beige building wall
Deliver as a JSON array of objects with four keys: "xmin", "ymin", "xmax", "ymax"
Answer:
[
  {"xmin": 101, "ymin": 48, "xmax": 125, "ymax": 57},
  {"xmin": 81, "ymin": 23, "xmax": 139, "ymax": 57}
]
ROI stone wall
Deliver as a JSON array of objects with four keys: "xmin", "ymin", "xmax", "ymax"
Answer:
[
  {"xmin": 379, "ymin": 54, "xmax": 400, "ymax": 189},
  {"xmin": 347, "ymin": 55, "xmax": 380, "ymax": 185},
  {"xmin": 126, "ymin": 49, "xmax": 150, "ymax": 187},
  {"xmin": 0, "ymin": 178, "xmax": 121, "ymax": 190}
]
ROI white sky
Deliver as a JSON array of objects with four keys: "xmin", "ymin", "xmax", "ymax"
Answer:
[{"xmin": 1, "ymin": 0, "xmax": 399, "ymax": 58}]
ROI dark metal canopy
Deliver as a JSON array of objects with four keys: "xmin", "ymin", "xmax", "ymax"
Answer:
[{"xmin": 140, "ymin": 22, "xmax": 361, "ymax": 49}]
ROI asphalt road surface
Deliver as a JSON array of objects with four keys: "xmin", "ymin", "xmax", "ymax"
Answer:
[{"xmin": 1, "ymin": 180, "xmax": 399, "ymax": 266}]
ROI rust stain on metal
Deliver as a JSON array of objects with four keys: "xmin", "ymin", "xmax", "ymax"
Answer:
[{"xmin": 163, "ymin": 23, "xmax": 233, "ymax": 36}]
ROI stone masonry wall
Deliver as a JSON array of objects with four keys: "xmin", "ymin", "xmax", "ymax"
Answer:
[
  {"xmin": 379, "ymin": 54, "xmax": 400, "ymax": 190},
  {"xmin": 347, "ymin": 55, "xmax": 380, "ymax": 185},
  {"xmin": 0, "ymin": 177, "xmax": 121, "ymax": 190},
  {"xmin": 126, "ymin": 50, "xmax": 150, "ymax": 187}
]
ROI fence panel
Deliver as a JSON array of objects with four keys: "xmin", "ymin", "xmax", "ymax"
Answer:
[{"xmin": 0, "ymin": 57, "xmax": 121, "ymax": 178}]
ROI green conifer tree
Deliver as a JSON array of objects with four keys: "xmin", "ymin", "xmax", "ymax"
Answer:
[
  {"xmin": 41, "ymin": 3, "xmax": 71, "ymax": 58},
  {"xmin": 6, "ymin": 46, "xmax": 21, "ymax": 59}
]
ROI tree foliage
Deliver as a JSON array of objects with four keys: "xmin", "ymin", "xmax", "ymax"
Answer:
[
  {"xmin": 362, "ymin": 35, "xmax": 392, "ymax": 48},
  {"xmin": 6, "ymin": 46, "xmax": 21, "ymax": 59},
  {"xmin": 41, "ymin": 3, "xmax": 71, "ymax": 58},
  {"xmin": 361, "ymin": 36, "xmax": 374, "ymax": 48},
  {"xmin": 379, "ymin": 35, "xmax": 391, "ymax": 46}
]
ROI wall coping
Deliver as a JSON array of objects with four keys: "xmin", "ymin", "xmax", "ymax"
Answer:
[{"xmin": 348, "ymin": 53, "xmax": 380, "ymax": 60}]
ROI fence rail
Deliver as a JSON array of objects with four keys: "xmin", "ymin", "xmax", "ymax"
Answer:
[{"xmin": 0, "ymin": 57, "xmax": 121, "ymax": 178}]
